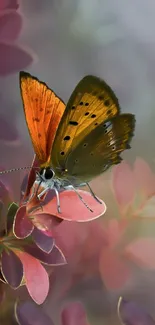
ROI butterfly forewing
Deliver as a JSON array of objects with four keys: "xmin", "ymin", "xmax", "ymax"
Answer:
[
  {"xmin": 51, "ymin": 75, "xmax": 120, "ymax": 169},
  {"xmin": 20, "ymin": 71, "xmax": 66, "ymax": 166},
  {"xmin": 60, "ymin": 113, "xmax": 135, "ymax": 183}
]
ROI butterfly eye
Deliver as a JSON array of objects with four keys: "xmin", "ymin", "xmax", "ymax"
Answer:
[{"xmin": 44, "ymin": 168, "xmax": 55, "ymax": 180}]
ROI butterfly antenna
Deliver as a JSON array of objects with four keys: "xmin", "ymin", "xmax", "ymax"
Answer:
[{"xmin": 0, "ymin": 166, "xmax": 40, "ymax": 175}]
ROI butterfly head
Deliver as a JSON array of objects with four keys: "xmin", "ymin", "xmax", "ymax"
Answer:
[{"xmin": 39, "ymin": 167, "xmax": 55, "ymax": 181}]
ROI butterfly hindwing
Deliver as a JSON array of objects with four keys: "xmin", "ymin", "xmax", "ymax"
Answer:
[
  {"xmin": 51, "ymin": 75, "xmax": 120, "ymax": 169},
  {"xmin": 20, "ymin": 71, "xmax": 66, "ymax": 166},
  {"xmin": 59, "ymin": 113, "xmax": 135, "ymax": 183}
]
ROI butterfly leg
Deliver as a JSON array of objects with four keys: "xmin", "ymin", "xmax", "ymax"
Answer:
[
  {"xmin": 64, "ymin": 185, "xmax": 93, "ymax": 213},
  {"xmin": 53, "ymin": 187, "xmax": 61, "ymax": 213},
  {"xmin": 37, "ymin": 186, "xmax": 49, "ymax": 199},
  {"xmin": 85, "ymin": 182, "xmax": 103, "ymax": 204}
]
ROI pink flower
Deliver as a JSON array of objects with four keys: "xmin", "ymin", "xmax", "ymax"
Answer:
[
  {"xmin": 0, "ymin": 183, "xmax": 66, "ymax": 305},
  {"xmin": 112, "ymin": 157, "xmax": 155, "ymax": 217},
  {"xmin": 14, "ymin": 155, "xmax": 106, "ymax": 236},
  {"xmin": 99, "ymin": 218, "xmax": 131, "ymax": 289},
  {"xmin": 99, "ymin": 158, "xmax": 155, "ymax": 290}
]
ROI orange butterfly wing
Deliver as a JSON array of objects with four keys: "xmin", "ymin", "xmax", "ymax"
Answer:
[{"xmin": 20, "ymin": 71, "xmax": 66, "ymax": 167}]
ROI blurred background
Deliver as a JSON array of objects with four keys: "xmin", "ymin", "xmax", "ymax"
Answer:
[{"xmin": 1, "ymin": 0, "xmax": 155, "ymax": 324}]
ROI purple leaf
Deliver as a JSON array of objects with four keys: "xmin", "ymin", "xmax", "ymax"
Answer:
[
  {"xmin": 0, "ymin": 0, "xmax": 19, "ymax": 10},
  {"xmin": 1, "ymin": 249, "xmax": 23, "ymax": 288},
  {"xmin": 61, "ymin": 302, "xmax": 89, "ymax": 325},
  {"xmin": 0, "ymin": 10, "xmax": 23, "ymax": 42},
  {"xmin": 24, "ymin": 244, "xmax": 66, "ymax": 266},
  {"xmin": 32, "ymin": 227, "xmax": 55, "ymax": 253},
  {"xmin": 7, "ymin": 202, "xmax": 18, "ymax": 233},
  {"xmin": 0, "ymin": 42, "xmax": 35, "ymax": 75},
  {"xmin": 118, "ymin": 297, "xmax": 155, "ymax": 325},
  {"xmin": 13, "ymin": 205, "xmax": 34, "ymax": 239},
  {"xmin": 15, "ymin": 301, "xmax": 54, "ymax": 325}
]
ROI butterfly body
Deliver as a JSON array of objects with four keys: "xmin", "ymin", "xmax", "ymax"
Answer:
[{"xmin": 20, "ymin": 71, "xmax": 135, "ymax": 213}]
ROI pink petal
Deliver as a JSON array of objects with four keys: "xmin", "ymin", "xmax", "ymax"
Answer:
[
  {"xmin": 14, "ymin": 250, "xmax": 49, "ymax": 305},
  {"xmin": 0, "ymin": 0, "xmax": 19, "ymax": 10},
  {"xmin": 13, "ymin": 205, "xmax": 34, "ymax": 238},
  {"xmin": 0, "ymin": 10, "xmax": 22, "ymax": 42},
  {"xmin": 32, "ymin": 190, "xmax": 106, "ymax": 222},
  {"xmin": 0, "ymin": 42, "xmax": 35, "ymax": 75},
  {"xmin": 99, "ymin": 248, "xmax": 131, "ymax": 289},
  {"xmin": 112, "ymin": 161, "xmax": 135, "ymax": 211},
  {"xmin": 133, "ymin": 158, "xmax": 155, "ymax": 200},
  {"xmin": 61, "ymin": 302, "xmax": 90, "ymax": 325},
  {"xmin": 124, "ymin": 238, "xmax": 155, "ymax": 269}
]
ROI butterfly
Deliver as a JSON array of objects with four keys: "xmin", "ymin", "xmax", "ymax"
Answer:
[{"xmin": 20, "ymin": 71, "xmax": 135, "ymax": 213}]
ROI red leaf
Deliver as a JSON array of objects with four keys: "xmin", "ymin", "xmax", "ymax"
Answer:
[
  {"xmin": 1, "ymin": 249, "xmax": 23, "ymax": 288},
  {"xmin": 13, "ymin": 205, "xmax": 34, "ymax": 238},
  {"xmin": 14, "ymin": 250, "xmax": 49, "ymax": 304},
  {"xmin": 30, "ymin": 213, "xmax": 63, "ymax": 232},
  {"xmin": 0, "ymin": 42, "xmax": 35, "ymax": 75},
  {"xmin": 124, "ymin": 238, "xmax": 155, "ymax": 269},
  {"xmin": 0, "ymin": 10, "xmax": 22, "ymax": 42},
  {"xmin": 33, "ymin": 190, "xmax": 106, "ymax": 222}
]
